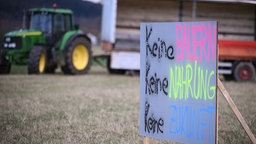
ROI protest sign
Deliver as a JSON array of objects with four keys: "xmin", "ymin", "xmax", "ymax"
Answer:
[{"xmin": 140, "ymin": 21, "xmax": 217, "ymax": 144}]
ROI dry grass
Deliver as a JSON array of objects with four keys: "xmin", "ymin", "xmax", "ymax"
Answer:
[
  {"xmin": 217, "ymin": 79, "xmax": 256, "ymax": 144},
  {"xmin": 0, "ymin": 67, "xmax": 255, "ymax": 144}
]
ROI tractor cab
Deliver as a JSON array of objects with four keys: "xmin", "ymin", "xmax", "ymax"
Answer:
[{"xmin": 25, "ymin": 8, "xmax": 75, "ymax": 45}]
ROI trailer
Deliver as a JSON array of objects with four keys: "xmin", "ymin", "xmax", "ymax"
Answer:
[
  {"xmin": 101, "ymin": 0, "xmax": 256, "ymax": 81},
  {"xmin": 219, "ymin": 40, "xmax": 256, "ymax": 81}
]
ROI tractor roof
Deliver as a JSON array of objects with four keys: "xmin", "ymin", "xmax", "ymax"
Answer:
[{"xmin": 28, "ymin": 8, "xmax": 73, "ymax": 15}]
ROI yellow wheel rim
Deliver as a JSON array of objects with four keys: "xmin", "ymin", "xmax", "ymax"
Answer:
[
  {"xmin": 39, "ymin": 53, "xmax": 46, "ymax": 73},
  {"xmin": 72, "ymin": 45, "xmax": 89, "ymax": 70}
]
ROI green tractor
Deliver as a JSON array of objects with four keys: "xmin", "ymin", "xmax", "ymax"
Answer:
[{"xmin": 0, "ymin": 7, "xmax": 92, "ymax": 75}]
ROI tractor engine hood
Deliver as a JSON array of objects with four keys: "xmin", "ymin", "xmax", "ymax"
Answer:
[
  {"xmin": 4, "ymin": 29, "xmax": 42, "ymax": 37},
  {"xmin": 3, "ymin": 30, "xmax": 43, "ymax": 49}
]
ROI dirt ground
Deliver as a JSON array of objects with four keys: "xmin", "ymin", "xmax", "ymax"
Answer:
[{"xmin": 0, "ymin": 66, "xmax": 255, "ymax": 144}]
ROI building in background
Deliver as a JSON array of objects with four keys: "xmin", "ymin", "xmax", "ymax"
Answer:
[{"xmin": 101, "ymin": 0, "xmax": 256, "ymax": 81}]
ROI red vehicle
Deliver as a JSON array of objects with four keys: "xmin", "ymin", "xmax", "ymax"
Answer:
[{"xmin": 219, "ymin": 40, "xmax": 256, "ymax": 81}]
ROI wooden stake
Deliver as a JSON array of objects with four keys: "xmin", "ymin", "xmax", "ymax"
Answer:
[
  {"xmin": 144, "ymin": 137, "xmax": 150, "ymax": 144},
  {"xmin": 217, "ymin": 78, "xmax": 256, "ymax": 144}
]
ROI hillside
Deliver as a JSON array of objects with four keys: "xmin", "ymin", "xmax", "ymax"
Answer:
[{"xmin": 0, "ymin": 0, "xmax": 102, "ymax": 38}]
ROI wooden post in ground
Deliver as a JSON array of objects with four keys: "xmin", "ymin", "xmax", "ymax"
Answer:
[
  {"xmin": 217, "ymin": 78, "xmax": 256, "ymax": 144},
  {"xmin": 144, "ymin": 137, "xmax": 150, "ymax": 144}
]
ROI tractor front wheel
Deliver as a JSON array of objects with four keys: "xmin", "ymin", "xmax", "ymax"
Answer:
[
  {"xmin": 61, "ymin": 37, "xmax": 91, "ymax": 75},
  {"xmin": 28, "ymin": 46, "xmax": 47, "ymax": 74}
]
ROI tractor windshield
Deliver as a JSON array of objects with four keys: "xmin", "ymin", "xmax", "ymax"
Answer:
[{"xmin": 29, "ymin": 13, "xmax": 52, "ymax": 34}]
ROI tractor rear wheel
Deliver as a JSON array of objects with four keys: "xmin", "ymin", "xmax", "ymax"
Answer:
[
  {"xmin": 61, "ymin": 37, "xmax": 91, "ymax": 75},
  {"xmin": 28, "ymin": 46, "xmax": 47, "ymax": 74}
]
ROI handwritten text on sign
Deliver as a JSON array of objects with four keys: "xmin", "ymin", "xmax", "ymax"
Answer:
[{"xmin": 140, "ymin": 22, "xmax": 217, "ymax": 144}]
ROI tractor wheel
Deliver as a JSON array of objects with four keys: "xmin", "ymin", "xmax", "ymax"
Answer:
[
  {"xmin": 28, "ymin": 46, "xmax": 47, "ymax": 74},
  {"xmin": 61, "ymin": 37, "xmax": 91, "ymax": 75},
  {"xmin": 0, "ymin": 63, "xmax": 11, "ymax": 74},
  {"xmin": 233, "ymin": 62, "xmax": 255, "ymax": 82},
  {"xmin": 106, "ymin": 55, "xmax": 126, "ymax": 75}
]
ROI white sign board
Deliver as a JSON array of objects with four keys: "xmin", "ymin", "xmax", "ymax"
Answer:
[{"xmin": 140, "ymin": 21, "xmax": 217, "ymax": 144}]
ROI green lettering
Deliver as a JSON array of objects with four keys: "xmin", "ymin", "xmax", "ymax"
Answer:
[
  {"xmin": 169, "ymin": 66, "xmax": 179, "ymax": 99},
  {"xmin": 208, "ymin": 71, "xmax": 216, "ymax": 100},
  {"xmin": 201, "ymin": 69, "xmax": 208, "ymax": 100},
  {"xmin": 185, "ymin": 64, "xmax": 193, "ymax": 100},
  {"xmin": 193, "ymin": 61, "xmax": 201, "ymax": 99},
  {"xmin": 179, "ymin": 66, "xmax": 184, "ymax": 99},
  {"xmin": 168, "ymin": 61, "xmax": 216, "ymax": 101}
]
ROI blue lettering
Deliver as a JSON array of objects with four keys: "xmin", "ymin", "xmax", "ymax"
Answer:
[{"xmin": 169, "ymin": 104, "xmax": 215, "ymax": 143}]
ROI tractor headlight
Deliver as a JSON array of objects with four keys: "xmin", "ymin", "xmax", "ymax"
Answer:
[
  {"xmin": 4, "ymin": 42, "xmax": 16, "ymax": 48},
  {"xmin": 3, "ymin": 37, "xmax": 21, "ymax": 49}
]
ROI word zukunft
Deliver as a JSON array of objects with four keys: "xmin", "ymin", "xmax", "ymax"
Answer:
[
  {"xmin": 169, "ymin": 104, "xmax": 215, "ymax": 142},
  {"xmin": 168, "ymin": 61, "xmax": 216, "ymax": 100}
]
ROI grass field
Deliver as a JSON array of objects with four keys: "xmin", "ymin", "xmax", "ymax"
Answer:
[{"xmin": 0, "ymin": 65, "xmax": 255, "ymax": 144}]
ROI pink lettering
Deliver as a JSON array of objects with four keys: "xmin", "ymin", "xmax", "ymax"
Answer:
[
  {"xmin": 175, "ymin": 23, "xmax": 216, "ymax": 61},
  {"xmin": 207, "ymin": 25, "xmax": 216, "ymax": 60},
  {"xmin": 193, "ymin": 24, "xmax": 207, "ymax": 61},
  {"xmin": 176, "ymin": 24, "xmax": 192, "ymax": 61},
  {"xmin": 176, "ymin": 24, "xmax": 184, "ymax": 61}
]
